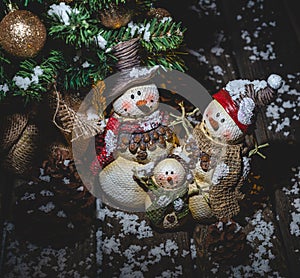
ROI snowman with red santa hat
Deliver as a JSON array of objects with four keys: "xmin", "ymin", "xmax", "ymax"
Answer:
[{"xmin": 188, "ymin": 74, "xmax": 282, "ymax": 222}]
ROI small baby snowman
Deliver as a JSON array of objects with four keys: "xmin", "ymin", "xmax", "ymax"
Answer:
[{"xmin": 133, "ymin": 155, "xmax": 192, "ymax": 229}]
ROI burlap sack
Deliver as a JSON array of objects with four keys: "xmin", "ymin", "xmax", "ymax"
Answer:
[
  {"xmin": 0, "ymin": 113, "xmax": 28, "ymax": 153},
  {"xmin": 3, "ymin": 123, "xmax": 39, "ymax": 175}
]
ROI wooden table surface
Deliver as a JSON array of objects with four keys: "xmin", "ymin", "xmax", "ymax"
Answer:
[{"xmin": 1, "ymin": 0, "xmax": 299, "ymax": 277}]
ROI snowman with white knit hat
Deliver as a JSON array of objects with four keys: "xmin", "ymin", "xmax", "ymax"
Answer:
[
  {"xmin": 188, "ymin": 74, "xmax": 282, "ymax": 221},
  {"xmin": 92, "ymin": 66, "xmax": 177, "ymax": 211}
]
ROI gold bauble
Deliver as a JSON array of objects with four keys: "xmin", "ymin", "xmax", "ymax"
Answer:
[
  {"xmin": 99, "ymin": 4, "xmax": 133, "ymax": 29},
  {"xmin": 147, "ymin": 8, "xmax": 171, "ymax": 20},
  {"xmin": 0, "ymin": 10, "xmax": 47, "ymax": 58}
]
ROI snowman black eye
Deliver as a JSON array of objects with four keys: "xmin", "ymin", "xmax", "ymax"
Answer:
[
  {"xmin": 171, "ymin": 171, "xmax": 174, "ymax": 174},
  {"xmin": 165, "ymin": 171, "xmax": 168, "ymax": 175},
  {"xmin": 216, "ymin": 112, "xmax": 220, "ymax": 117},
  {"xmin": 131, "ymin": 94, "xmax": 135, "ymax": 99},
  {"xmin": 221, "ymin": 118, "xmax": 225, "ymax": 123},
  {"xmin": 137, "ymin": 91, "xmax": 141, "ymax": 96},
  {"xmin": 124, "ymin": 108, "xmax": 127, "ymax": 112}
]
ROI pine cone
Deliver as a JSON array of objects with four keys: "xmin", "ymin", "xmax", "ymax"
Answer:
[
  {"xmin": 14, "ymin": 145, "xmax": 95, "ymax": 246},
  {"xmin": 194, "ymin": 221, "xmax": 248, "ymax": 266}
]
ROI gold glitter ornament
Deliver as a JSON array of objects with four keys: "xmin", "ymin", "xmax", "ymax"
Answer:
[
  {"xmin": 0, "ymin": 10, "xmax": 47, "ymax": 58},
  {"xmin": 99, "ymin": 4, "xmax": 133, "ymax": 29}
]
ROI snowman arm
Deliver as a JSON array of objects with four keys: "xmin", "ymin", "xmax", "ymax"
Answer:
[
  {"xmin": 188, "ymin": 183, "xmax": 200, "ymax": 197},
  {"xmin": 133, "ymin": 175, "xmax": 150, "ymax": 192}
]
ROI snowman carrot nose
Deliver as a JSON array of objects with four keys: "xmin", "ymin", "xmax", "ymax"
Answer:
[
  {"xmin": 136, "ymin": 99, "xmax": 147, "ymax": 106},
  {"xmin": 167, "ymin": 176, "xmax": 173, "ymax": 182},
  {"xmin": 209, "ymin": 117, "xmax": 219, "ymax": 131}
]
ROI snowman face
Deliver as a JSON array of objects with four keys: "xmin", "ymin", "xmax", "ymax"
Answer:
[
  {"xmin": 201, "ymin": 100, "xmax": 243, "ymax": 144},
  {"xmin": 113, "ymin": 84, "xmax": 159, "ymax": 118},
  {"xmin": 153, "ymin": 158, "xmax": 186, "ymax": 189}
]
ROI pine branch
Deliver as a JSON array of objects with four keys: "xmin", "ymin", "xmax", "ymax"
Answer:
[
  {"xmin": 48, "ymin": 5, "xmax": 99, "ymax": 49},
  {"xmin": 82, "ymin": 0, "xmax": 127, "ymax": 11},
  {"xmin": 145, "ymin": 51, "xmax": 187, "ymax": 72},
  {"xmin": 127, "ymin": 18, "xmax": 186, "ymax": 52},
  {"xmin": 24, "ymin": 0, "xmax": 43, "ymax": 6},
  {"xmin": 12, "ymin": 50, "xmax": 65, "ymax": 102}
]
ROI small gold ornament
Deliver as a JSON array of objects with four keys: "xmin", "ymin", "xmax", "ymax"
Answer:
[
  {"xmin": 0, "ymin": 10, "xmax": 46, "ymax": 58},
  {"xmin": 147, "ymin": 8, "xmax": 171, "ymax": 20},
  {"xmin": 99, "ymin": 4, "xmax": 133, "ymax": 29}
]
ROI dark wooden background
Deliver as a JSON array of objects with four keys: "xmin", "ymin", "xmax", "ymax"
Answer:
[{"xmin": 1, "ymin": 0, "xmax": 299, "ymax": 277}]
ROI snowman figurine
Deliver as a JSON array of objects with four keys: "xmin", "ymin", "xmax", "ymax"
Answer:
[
  {"xmin": 92, "ymin": 67, "xmax": 177, "ymax": 210},
  {"xmin": 133, "ymin": 155, "xmax": 191, "ymax": 229},
  {"xmin": 187, "ymin": 74, "xmax": 282, "ymax": 221}
]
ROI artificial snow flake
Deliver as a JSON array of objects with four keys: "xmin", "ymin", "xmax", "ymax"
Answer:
[
  {"xmin": 13, "ymin": 66, "xmax": 44, "ymax": 90},
  {"xmin": 212, "ymin": 162, "xmax": 230, "ymax": 185},
  {"xmin": 57, "ymin": 210, "xmax": 67, "ymax": 218},
  {"xmin": 161, "ymin": 17, "xmax": 172, "ymax": 23},
  {"xmin": 237, "ymin": 97, "xmax": 255, "ymax": 125},
  {"xmin": 20, "ymin": 192, "xmax": 36, "ymax": 201},
  {"xmin": 48, "ymin": 3, "xmax": 79, "ymax": 26},
  {"xmin": 127, "ymin": 21, "xmax": 151, "ymax": 42},
  {"xmin": 63, "ymin": 160, "xmax": 70, "ymax": 166},
  {"xmin": 13, "ymin": 76, "xmax": 31, "ymax": 90},
  {"xmin": 213, "ymin": 65, "xmax": 224, "ymax": 76},
  {"xmin": 0, "ymin": 83, "xmax": 9, "ymax": 93},
  {"xmin": 63, "ymin": 177, "xmax": 70, "ymax": 184},
  {"xmin": 105, "ymin": 129, "xmax": 117, "ymax": 157},
  {"xmin": 39, "ymin": 202, "xmax": 55, "ymax": 213},
  {"xmin": 82, "ymin": 61, "xmax": 90, "ymax": 68},
  {"xmin": 40, "ymin": 190, "xmax": 54, "ymax": 197},
  {"xmin": 95, "ymin": 34, "xmax": 107, "ymax": 49}
]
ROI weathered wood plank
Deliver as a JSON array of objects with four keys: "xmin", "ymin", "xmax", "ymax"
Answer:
[
  {"xmin": 193, "ymin": 205, "xmax": 289, "ymax": 277},
  {"xmin": 274, "ymin": 166, "xmax": 300, "ymax": 278},
  {"xmin": 97, "ymin": 204, "xmax": 195, "ymax": 277},
  {"xmin": 2, "ymin": 222, "xmax": 97, "ymax": 277}
]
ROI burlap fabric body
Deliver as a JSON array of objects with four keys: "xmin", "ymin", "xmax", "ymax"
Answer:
[
  {"xmin": 0, "ymin": 112, "xmax": 29, "ymax": 153},
  {"xmin": 193, "ymin": 124, "xmax": 245, "ymax": 219},
  {"xmin": 3, "ymin": 124, "xmax": 39, "ymax": 175},
  {"xmin": 0, "ymin": 103, "xmax": 40, "ymax": 176}
]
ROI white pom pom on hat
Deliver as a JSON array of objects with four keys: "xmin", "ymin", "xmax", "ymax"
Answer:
[{"xmin": 267, "ymin": 74, "xmax": 282, "ymax": 90}]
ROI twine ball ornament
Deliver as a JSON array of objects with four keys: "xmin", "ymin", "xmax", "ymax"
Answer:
[
  {"xmin": 0, "ymin": 10, "xmax": 46, "ymax": 58},
  {"xmin": 99, "ymin": 4, "xmax": 133, "ymax": 29}
]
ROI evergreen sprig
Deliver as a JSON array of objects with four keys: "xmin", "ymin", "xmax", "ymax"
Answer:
[
  {"xmin": 139, "ymin": 18, "xmax": 185, "ymax": 52},
  {"xmin": 0, "ymin": 0, "xmax": 187, "ymax": 103},
  {"xmin": 63, "ymin": 50, "xmax": 112, "ymax": 90},
  {"xmin": 12, "ymin": 50, "xmax": 64, "ymax": 102},
  {"xmin": 146, "ymin": 51, "xmax": 187, "ymax": 72},
  {"xmin": 82, "ymin": 0, "xmax": 127, "ymax": 11},
  {"xmin": 48, "ymin": 5, "xmax": 99, "ymax": 49}
]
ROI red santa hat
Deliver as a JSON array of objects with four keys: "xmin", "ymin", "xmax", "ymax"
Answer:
[{"xmin": 212, "ymin": 74, "xmax": 282, "ymax": 133}]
